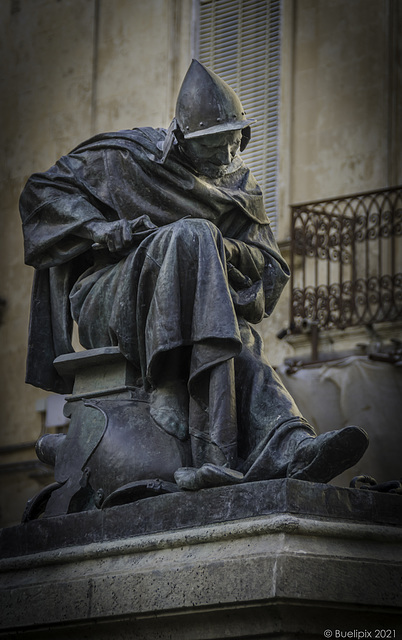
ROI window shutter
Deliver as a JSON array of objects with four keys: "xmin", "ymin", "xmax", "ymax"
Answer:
[{"xmin": 196, "ymin": 0, "xmax": 281, "ymax": 233}]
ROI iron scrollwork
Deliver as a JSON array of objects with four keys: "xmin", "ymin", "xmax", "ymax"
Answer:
[{"xmin": 290, "ymin": 187, "xmax": 402, "ymax": 330}]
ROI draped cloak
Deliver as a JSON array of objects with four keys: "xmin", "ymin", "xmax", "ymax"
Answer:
[{"xmin": 20, "ymin": 127, "xmax": 290, "ymax": 394}]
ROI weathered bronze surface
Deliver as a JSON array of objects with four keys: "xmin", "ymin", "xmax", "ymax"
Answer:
[{"xmin": 20, "ymin": 60, "xmax": 369, "ymax": 518}]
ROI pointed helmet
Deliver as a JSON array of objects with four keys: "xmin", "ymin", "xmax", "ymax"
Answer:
[{"xmin": 175, "ymin": 60, "xmax": 255, "ymax": 151}]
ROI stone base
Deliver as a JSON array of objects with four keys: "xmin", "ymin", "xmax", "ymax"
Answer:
[{"xmin": 1, "ymin": 480, "xmax": 402, "ymax": 639}]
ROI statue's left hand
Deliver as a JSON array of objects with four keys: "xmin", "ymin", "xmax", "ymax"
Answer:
[
  {"xmin": 227, "ymin": 263, "xmax": 252, "ymax": 289},
  {"xmin": 223, "ymin": 238, "xmax": 239, "ymax": 265}
]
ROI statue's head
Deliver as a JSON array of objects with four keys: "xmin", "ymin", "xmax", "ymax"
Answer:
[{"xmin": 159, "ymin": 60, "xmax": 255, "ymax": 176}]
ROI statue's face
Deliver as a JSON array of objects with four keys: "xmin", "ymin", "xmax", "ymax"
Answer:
[{"xmin": 181, "ymin": 130, "xmax": 242, "ymax": 178}]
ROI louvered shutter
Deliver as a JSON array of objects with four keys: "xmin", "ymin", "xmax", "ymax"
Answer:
[{"xmin": 196, "ymin": 0, "xmax": 281, "ymax": 233}]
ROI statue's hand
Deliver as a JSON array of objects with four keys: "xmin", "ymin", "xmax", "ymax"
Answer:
[
  {"xmin": 224, "ymin": 238, "xmax": 265, "ymax": 283},
  {"xmin": 227, "ymin": 263, "xmax": 252, "ymax": 289},
  {"xmin": 223, "ymin": 238, "xmax": 239, "ymax": 265},
  {"xmin": 89, "ymin": 217, "xmax": 157, "ymax": 254}
]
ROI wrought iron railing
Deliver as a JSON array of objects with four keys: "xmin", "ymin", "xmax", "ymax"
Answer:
[{"xmin": 289, "ymin": 186, "xmax": 402, "ymax": 331}]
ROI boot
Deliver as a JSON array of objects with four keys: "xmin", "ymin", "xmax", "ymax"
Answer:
[{"xmin": 287, "ymin": 425, "xmax": 369, "ymax": 483}]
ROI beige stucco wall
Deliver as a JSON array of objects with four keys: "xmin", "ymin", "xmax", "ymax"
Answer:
[
  {"xmin": 277, "ymin": 0, "xmax": 401, "ymax": 236},
  {"xmin": 0, "ymin": 0, "xmax": 400, "ymax": 526},
  {"xmin": 1, "ymin": 0, "xmax": 93, "ymax": 452}
]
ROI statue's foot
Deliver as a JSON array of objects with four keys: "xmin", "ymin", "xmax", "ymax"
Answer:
[
  {"xmin": 150, "ymin": 379, "xmax": 189, "ymax": 440},
  {"xmin": 287, "ymin": 425, "xmax": 369, "ymax": 483},
  {"xmin": 174, "ymin": 463, "xmax": 244, "ymax": 490}
]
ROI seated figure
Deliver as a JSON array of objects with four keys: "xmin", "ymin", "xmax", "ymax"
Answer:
[{"xmin": 20, "ymin": 60, "xmax": 368, "ymax": 498}]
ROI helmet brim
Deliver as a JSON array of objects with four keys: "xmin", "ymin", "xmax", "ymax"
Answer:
[{"xmin": 183, "ymin": 118, "xmax": 256, "ymax": 139}]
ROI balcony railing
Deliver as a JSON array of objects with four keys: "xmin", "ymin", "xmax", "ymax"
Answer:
[{"xmin": 289, "ymin": 186, "xmax": 402, "ymax": 332}]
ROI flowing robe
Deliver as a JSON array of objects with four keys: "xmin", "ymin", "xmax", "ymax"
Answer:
[{"xmin": 20, "ymin": 127, "xmax": 313, "ymax": 479}]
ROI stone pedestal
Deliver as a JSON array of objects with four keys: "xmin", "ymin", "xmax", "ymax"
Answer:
[{"xmin": 1, "ymin": 480, "xmax": 401, "ymax": 639}]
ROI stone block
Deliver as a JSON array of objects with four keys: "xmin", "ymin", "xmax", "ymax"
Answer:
[
  {"xmin": 54, "ymin": 347, "xmax": 139, "ymax": 398},
  {"xmin": 0, "ymin": 480, "xmax": 401, "ymax": 638}
]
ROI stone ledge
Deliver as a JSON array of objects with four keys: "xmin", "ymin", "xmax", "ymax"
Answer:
[
  {"xmin": 1, "ymin": 479, "xmax": 401, "ymax": 561},
  {"xmin": 1, "ymin": 511, "xmax": 401, "ymax": 638},
  {"xmin": 1, "ymin": 514, "xmax": 401, "ymax": 573},
  {"xmin": 1, "ymin": 480, "xmax": 401, "ymax": 638},
  {"xmin": 53, "ymin": 347, "xmax": 124, "ymax": 375}
]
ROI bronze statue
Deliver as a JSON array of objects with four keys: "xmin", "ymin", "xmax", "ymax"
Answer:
[{"xmin": 20, "ymin": 61, "xmax": 368, "ymax": 514}]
